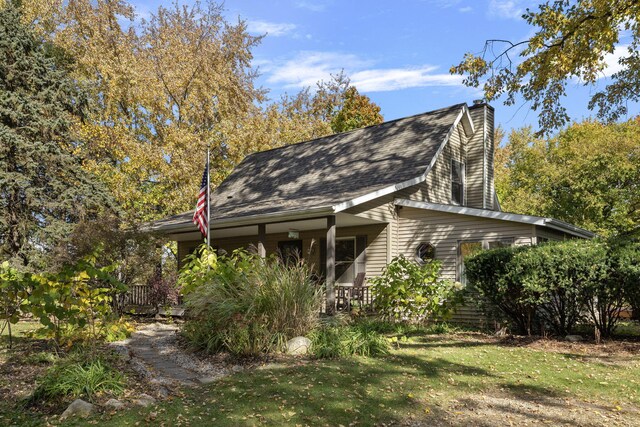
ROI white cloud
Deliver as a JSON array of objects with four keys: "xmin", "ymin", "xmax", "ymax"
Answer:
[
  {"xmin": 265, "ymin": 51, "xmax": 372, "ymax": 88},
  {"xmin": 263, "ymin": 51, "xmax": 464, "ymax": 92},
  {"xmin": 488, "ymin": 0, "xmax": 534, "ymax": 20},
  {"xmin": 459, "ymin": 6, "xmax": 473, "ymax": 13},
  {"xmin": 351, "ymin": 67, "xmax": 464, "ymax": 92},
  {"xmin": 294, "ymin": 1, "xmax": 328, "ymax": 12},
  {"xmin": 600, "ymin": 44, "xmax": 629, "ymax": 79},
  {"xmin": 246, "ymin": 20, "xmax": 296, "ymax": 37}
]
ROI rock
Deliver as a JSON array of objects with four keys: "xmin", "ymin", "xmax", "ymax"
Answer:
[
  {"xmin": 199, "ymin": 374, "xmax": 224, "ymax": 384},
  {"xmin": 108, "ymin": 344, "xmax": 131, "ymax": 361},
  {"xmin": 157, "ymin": 386, "xmax": 171, "ymax": 399},
  {"xmin": 60, "ymin": 399, "xmax": 95, "ymax": 419},
  {"xmin": 565, "ymin": 335, "xmax": 584, "ymax": 342},
  {"xmin": 286, "ymin": 336, "xmax": 312, "ymax": 355},
  {"xmin": 104, "ymin": 398, "xmax": 125, "ymax": 410},
  {"xmin": 133, "ymin": 393, "xmax": 157, "ymax": 407},
  {"xmin": 231, "ymin": 365, "xmax": 244, "ymax": 373}
]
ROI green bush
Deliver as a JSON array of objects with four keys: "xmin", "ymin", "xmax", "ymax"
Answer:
[
  {"xmin": 309, "ymin": 323, "xmax": 389, "ymax": 359},
  {"xmin": 464, "ymin": 246, "xmax": 535, "ymax": 334},
  {"xmin": 369, "ymin": 256, "xmax": 463, "ymax": 323},
  {"xmin": 181, "ymin": 247, "xmax": 323, "ymax": 356},
  {"xmin": 611, "ymin": 237, "xmax": 640, "ymax": 320},
  {"xmin": 30, "ymin": 357, "xmax": 124, "ymax": 403},
  {"xmin": 466, "ymin": 239, "xmax": 632, "ymax": 338}
]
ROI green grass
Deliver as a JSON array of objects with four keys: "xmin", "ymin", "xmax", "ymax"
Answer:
[
  {"xmin": 59, "ymin": 333, "xmax": 640, "ymax": 426},
  {"xmin": 0, "ymin": 320, "xmax": 39, "ymax": 338}
]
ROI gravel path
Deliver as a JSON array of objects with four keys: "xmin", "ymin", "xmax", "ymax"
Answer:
[{"xmin": 110, "ymin": 322, "xmax": 233, "ymax": 387}]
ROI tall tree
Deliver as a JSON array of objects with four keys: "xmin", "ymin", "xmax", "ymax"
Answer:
[
  {"xmin": 495, "ymin": 120, "xmax": 640, "ymax": 236},
  {"xmin": 452, "ymin": 1, "xmax": 640, "ymax": 132},
  {"xmin": 0, "ymin": 2, "xmax": 112, "ymax": 269},
  {"xmin": 312, "ymin": 72, "xmax": 383, "ymax": 133}
]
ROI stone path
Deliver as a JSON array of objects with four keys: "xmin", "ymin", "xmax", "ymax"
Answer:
[{"xmin": 110, "ymin": 323, "xmax": 231, "ymax": 388}]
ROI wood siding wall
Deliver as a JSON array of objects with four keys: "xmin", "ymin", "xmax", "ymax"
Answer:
[
  {"xmin": 467, "ymin": 107, "xmax": 486, "ymax": 208},
  {"xmin": 397, "ymin": 206, "xmax": 535, "ymax": 326}
]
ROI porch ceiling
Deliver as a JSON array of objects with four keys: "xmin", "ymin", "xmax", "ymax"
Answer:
[{"xmin": 169, "ymin": 212, "xmax": 385, "ymax": 241}]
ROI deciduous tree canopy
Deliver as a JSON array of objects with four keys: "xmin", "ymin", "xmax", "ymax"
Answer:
[
  {"xmin": 495, "ymin": 119, "xmax": 640, "ymax": 236},
  {"xmin": 452, "ymin": 1, "xmax": 640, "ymax": 132}
]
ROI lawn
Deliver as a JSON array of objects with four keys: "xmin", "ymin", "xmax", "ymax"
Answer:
[{"xmin": 49, "ymin": 332, "xmax": 639, "ymax": 427}]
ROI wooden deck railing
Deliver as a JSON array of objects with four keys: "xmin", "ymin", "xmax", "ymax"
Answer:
[{"xmin": 335, "ymin": 284, "xmax": 374, "ymax": 312}]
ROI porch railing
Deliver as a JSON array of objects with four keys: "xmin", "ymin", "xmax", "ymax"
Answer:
[{"xmin": 335, "ymin": 284, "xmax": 374, "ymax": 312}]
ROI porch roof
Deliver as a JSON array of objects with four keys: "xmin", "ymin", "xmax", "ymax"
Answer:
[{"xmin": 394, "ymin": 199, "xmax": 595, "ymax": 239}]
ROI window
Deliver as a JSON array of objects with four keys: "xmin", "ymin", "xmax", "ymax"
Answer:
[
  {"xmin": 451, "ymin": 160, "xmax": 465, "ymax": 205},
  {"xmin": 457, "ymin": 239, "xmax": 514, "ymax": 283},
  {"xmin": 416, "ymin": 242, "xmax": 436, "ymax": 264},
  {"xmin": 335, "ymin": 237, "xmax": 356, "ymax": 284},
  {"xmin": 458, "ymin": 241, "xmax": 483, "ymax": 284}
]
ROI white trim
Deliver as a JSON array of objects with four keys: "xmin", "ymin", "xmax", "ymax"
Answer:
[
  {"xmin": 394, "ymin": 199, "xmax": 595, "ymax": 239},
  {"xmin": 334, "ymin": 105, "xmax": 472, "ymax": 213}
]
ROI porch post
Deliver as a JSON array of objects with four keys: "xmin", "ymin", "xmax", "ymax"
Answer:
[
  {"xmin": 326, "ymin": 215, "xmax": 336, "ymax": 314},
  {"xmin": 257, "ymin": 223, "xmax": 266, "ymax": 258}
]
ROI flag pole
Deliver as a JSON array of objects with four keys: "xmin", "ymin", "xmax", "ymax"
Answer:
[{"xmin": 206, "ymin": 143, "xmax": 211, "ymax": 248}]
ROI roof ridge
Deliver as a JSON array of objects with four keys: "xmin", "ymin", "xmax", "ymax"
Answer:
[{"xmin": 240, "ymin": 102, "xmax": 468, "ymax": 159}]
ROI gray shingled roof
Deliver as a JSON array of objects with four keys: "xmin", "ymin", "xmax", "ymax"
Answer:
[{"xmin": 152, "ymin": 103, "xmax": 465, "ymax": 230}]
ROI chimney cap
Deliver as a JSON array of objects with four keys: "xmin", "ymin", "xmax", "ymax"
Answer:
[{"xmin": 472, "ymin": 99, "xmax": 486, "ymax": 105}]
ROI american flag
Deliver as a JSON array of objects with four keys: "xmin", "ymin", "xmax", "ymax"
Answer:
[{"xmin": 192, "ymin": 162, "xmax": 209, "ymax": 238}]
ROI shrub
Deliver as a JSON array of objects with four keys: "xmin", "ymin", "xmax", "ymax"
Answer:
[
  {"xmin": 369, "ymin": 256, "xmax": 463, "ymax": 323},
  {"xmin": 612, "ymin": 237, "xmax": 640, "ymax": 320},
  {"xmin": 464, "ymin": 246, "xmax": 535, "ymax": 334},
  {"xmin": 466, "ymin": 239, "xmax": 630, "ymax": 338},
  {"xmin": 30, "ymin": 358, "xmax": 124, "ymax": 403},
  {"xmin": 309, "ymin": 324, "xmax": 389, "ymax": 359},
  {"xmin": 516, "ymin": 240, "xmax": 609, "ymax": 336},
  {"xmin": 181, "ymin": 248, "xmax": 323, "ymax": 356}
]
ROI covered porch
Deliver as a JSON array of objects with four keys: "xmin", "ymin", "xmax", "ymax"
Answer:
[{"xmin": 164, "ymin": 212, "xmax": 389, "ymax": 313}]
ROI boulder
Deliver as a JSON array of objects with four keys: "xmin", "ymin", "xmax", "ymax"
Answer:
[
  {"xmin": 104, "ymin": 398, "xmax": 125, "ymax": 410},
  {"xmin": 565, "ymin": 335, "xmax": 584, "ymax": 342},
  {"xmin": 60, "ymin": 399, "xmax": 95, "ymax": 419},
  {"xmin": 133, "ymin": 393, "xmax": 157, "ymax": 407},
  {"xmin": 286, "ymin": 336, "xmax": 312, "ymax": 355}
]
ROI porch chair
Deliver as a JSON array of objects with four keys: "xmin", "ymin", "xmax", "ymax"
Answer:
[{"xmin": 348, "ymin": 272, "xmax": 367, "ymax": 311}]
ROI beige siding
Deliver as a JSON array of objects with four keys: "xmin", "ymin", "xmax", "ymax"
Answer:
[
  {"xmin": 484, "ymin": 106, "xmax": 496, "ymax": 210},
  {"xmin": 397, "ymin": 206, "xmax": 535, "ymax": 326},
  {"xmin": 422, "ymin": 122, "xmax": 467, "ymax": 205},
  {"xmin": 535, "ymin": 226, "xmax": 570, "ymax": 243},
  {"xmin": 467, "ymin": 107, "xmax": 486, "ymax": 208}
]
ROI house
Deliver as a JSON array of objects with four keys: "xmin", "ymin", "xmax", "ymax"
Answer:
[{"xmin": 151, "ymin": 102, "xmax": 594, "ymax": 324}]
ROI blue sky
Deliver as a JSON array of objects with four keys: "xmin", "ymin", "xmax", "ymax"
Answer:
[{"xmin": 131, "ymin": 0, "xmax": 636, "ymax": 135}]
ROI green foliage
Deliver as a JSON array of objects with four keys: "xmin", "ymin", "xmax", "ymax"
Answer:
[
  {"xmin": 609, "ymin": 237, "xmax": 640, "ymax": 320},
  {"xmin": 369, "ymin": 256, "xmax": 463, "ymax": 323},
  {"xmin": 28, "ymin": 252, "xmax": 125, "ymax": 349},
  {"xmin": 452, "ymin": 1, "xmax": 640, "ymax": 131},
  {"xmin": 0, "ymin": 2, "xmax": 113, "ymax": 269},
  {"xmin": 308, "ymin": 323, "xmax": 389, "ymax": 359},
  {"xmin": 463, "ymin": 245, "xmax": 534, "ymax": 334},
  {"xmin": 30, "ymin": 357, "xmax": 124, "ymax": 403},
  {"xmin": 465, "ymin": 239, "xmax": 632, "ymax": 337},
  {"xmin": 181, "ymin": 248, "xmax": 323, "ymax": 356},
  {"xmin": 0, "ymin": 261, "xmax": 30, "ymax": 347},
  {"xmin": 495, "ymin": 121, "xmax": 640, "ymax": 236}
]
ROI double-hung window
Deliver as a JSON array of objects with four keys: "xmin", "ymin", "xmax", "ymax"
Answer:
[{"xmin": 451, "ymin": 160, "xmax": 465, "ymax": 205}]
